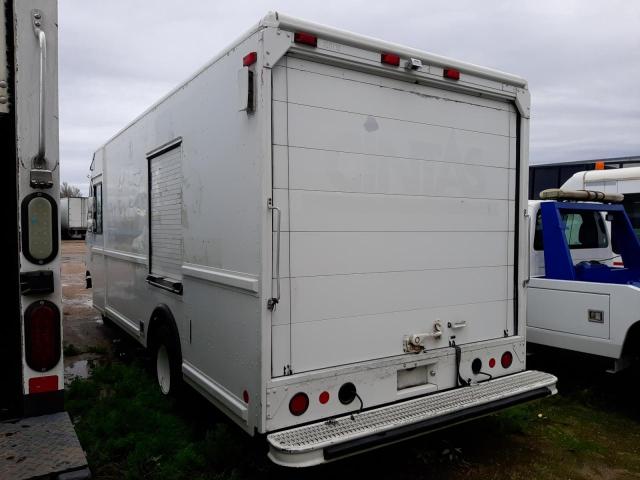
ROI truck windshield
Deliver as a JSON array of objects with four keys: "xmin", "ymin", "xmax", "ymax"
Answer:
[{"xmin": 534, "ymin": 210, "xmax": 609, "ymax": 250}]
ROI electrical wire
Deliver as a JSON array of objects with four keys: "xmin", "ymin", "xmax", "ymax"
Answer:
[{"xmin": 454, "ymin": 343, "xmax": 470, "ymax": 387}]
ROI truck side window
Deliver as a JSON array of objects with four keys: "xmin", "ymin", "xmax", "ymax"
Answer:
[
  {"xmin": 534, "ymin": 210, "xmax": 608, "ymax": 250},
  {"xmin": 622, "ymin": 193, "xmax": 640, "ymax": 241},
  {"xmin": 93, "ymin": 182, "xmax": 103, "ymax": 234}
]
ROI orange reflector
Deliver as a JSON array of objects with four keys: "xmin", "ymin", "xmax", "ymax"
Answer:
[
  {"xmin": 243, "ymin": 52, "xmax": 257, "ymax": 67},
  {"xmin": 595, "ymin": 161, "xmax": 605, "ymax": 170},
  {"xmin": 28, "ymin": 375, "xmax": 58, "ymax": 394}
]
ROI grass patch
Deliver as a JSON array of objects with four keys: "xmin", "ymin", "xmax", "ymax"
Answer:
[
  {"xmin": 64, "ymin": 343, "xmax": 82, "ymax": 357},
  {"xmin": 66, "ymin": 362, "xmax": 259, "ymax": 480},
  {"xmin": 66, "ymin": 361, "xmax": 640, "ymax": 480}
]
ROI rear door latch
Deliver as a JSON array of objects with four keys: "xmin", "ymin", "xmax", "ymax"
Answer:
[{"xmin": 403, "ymin": 319, "xmax": 443, "ymax": 353}]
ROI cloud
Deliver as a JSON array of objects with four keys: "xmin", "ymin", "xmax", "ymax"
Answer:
[{"xmin": 58, "ymin": 0, "xmax": 640, "ymax": 193}]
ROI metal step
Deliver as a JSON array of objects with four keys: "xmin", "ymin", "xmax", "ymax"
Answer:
[
  {"xmin": 267, "ymin": 370, "xmax": 557, "ymax": 467},
  {"xmin": 0, "ymin": 412, "xmax": 90, "ymax": 479}
]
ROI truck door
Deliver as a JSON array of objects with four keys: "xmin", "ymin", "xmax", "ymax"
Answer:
[
  {"xmin": 2, "ymin": 0, "xmax": 64, "ymax": 417},
  {"xmin": 271, "ymin": 56, "xmax": 518, "ymax": 375},
  {"xmin": 87, "ymin": 155, "xmax": 106, "ymax": 311}
]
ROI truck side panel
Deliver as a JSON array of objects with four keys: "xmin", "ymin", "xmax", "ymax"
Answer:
[{"xmin": 87, "ymin": 32, "xmax": 266, "ymax": 431}]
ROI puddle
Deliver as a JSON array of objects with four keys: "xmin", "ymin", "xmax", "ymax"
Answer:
[{"xmin": 64, "ymin": 359, "xmax": 92, "ymax": 386}]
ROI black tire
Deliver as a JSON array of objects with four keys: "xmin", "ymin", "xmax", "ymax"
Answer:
[{"xmin": 150, "ymin": 324, "xmax": 182, "ymax": 397}]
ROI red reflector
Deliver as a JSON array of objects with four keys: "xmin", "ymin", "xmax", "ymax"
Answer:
[
  {"xmin": 28, "ymin": 375, "xmax": 58, "ymax": 394},
  {"xmin": 489, "ymin": 358, "xmax": 496, "ymax": 368},
  {"xmin": 294, "ymin": 32, "xmax": 317, "ymax": 47},
  {"xmin": 289, "ymin": 392, "xmax": 309, "ymax": 416},
  {"xmin": 613, "ymin": 261, "xmax": 624, "ymax": 267},
  {"xmin": 501, "ymin": 351, "xmax": 513, "ymax": 369},
  {"xmin": 319, "ymin": 391, "xmax": 330, "ymax": 404},
  {"xmin": 242, "ymin": 390, "xmax": 249, "ymax": 403},
  {"xmin": 380, "ymin": 52, "xmax": 400, "ymax": 67},
  {"xmin": 243, "ymin": 52, "xmax": 257, "ymax": 67},
  {"xmin": 443, "ymin": 68, "xmax": 460, "ymax": 80},
  {"xmin": 25, "ymin": 301, "xmax": 61, "ymax": 372}
]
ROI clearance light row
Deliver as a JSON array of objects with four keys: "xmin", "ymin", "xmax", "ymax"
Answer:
[{"xmin": 241, "ymin": 31, "xmax": 462, "ymax": 81}]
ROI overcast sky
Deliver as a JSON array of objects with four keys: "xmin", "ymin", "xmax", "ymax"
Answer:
[{"xmin": 58, "ymin": 0, "xmax": 640, "ymax": 194}]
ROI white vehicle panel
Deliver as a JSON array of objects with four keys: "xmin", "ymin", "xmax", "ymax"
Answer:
[{"xmin": 528, "ymin": 287, "xmax": 609, "ymax": 339}]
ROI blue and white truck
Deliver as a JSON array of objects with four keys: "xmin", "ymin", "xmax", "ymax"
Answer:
[{"xmin": 527, "ymin": 188, "xmax": 640, "ymax": 372}]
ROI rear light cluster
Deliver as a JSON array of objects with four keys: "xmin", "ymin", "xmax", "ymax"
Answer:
[
  {"xmin": 474, "ymin": 350, "xmax": 514, "ymax": 374},
  {"xmin": 288, "ymin": 384, "xmax": 353, "ymax": 416}
]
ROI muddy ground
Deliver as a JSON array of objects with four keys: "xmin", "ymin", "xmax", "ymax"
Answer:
[{"xmin": 61, "ymin": 240, "xmax": 640, "ymax": 479}]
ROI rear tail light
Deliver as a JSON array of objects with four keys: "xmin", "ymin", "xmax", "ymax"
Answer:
[
  {"xmin": 294, "ymin": 32, "xmax": 317, "ymax": 47},
  {"xmin": 501, "ymin": 351, "xmax": 513, "ymax": 369},
  {"xmin": 24, "ymin": 300, "xmax": 61, "ymax": 372},
  {"xmin": 443, "ymin": 68, "xmax": 460, "ymax": 80},
  {"xmin": 289, "ymin": 392, "xmax": 309, "ymax": 416},
  {"xmin": 380, "ymin": 52, "xmax": 400, "ymax": 66}
]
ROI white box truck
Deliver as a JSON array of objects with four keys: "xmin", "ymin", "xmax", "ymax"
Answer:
[
  {"xmin": 86, "ymin": 12, "xmax": 556, "ymax": 467},
  {"xmin": 61, "ymin": 196, "xmax": 88, "ymax": 239}
]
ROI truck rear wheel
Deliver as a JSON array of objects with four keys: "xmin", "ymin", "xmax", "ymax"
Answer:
[{"xmin": 151, "ymin": 325, "xmax": 182, "ymax": 396}]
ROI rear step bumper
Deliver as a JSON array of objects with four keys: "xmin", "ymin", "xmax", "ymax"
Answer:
[{"xmin": 267, "ymin": 370, "xmax": 557, "ymax": 467}]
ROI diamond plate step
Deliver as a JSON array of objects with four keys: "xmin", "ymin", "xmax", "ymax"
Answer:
[
  {"xmin": 267, "ymin": 370, "xmax": 557, "ymax": 467},
  {"xmin": 0, "ymin": 412, "xmax": 90, "ymax": 479}
]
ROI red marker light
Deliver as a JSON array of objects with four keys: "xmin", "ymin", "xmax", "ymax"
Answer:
[
  {"xmin": 289, "ymin": 392, "xmax": 310, "ymax": 416},
  {"xmin": 319, "ymin": 391, "xmax": 330, "ymax": 404},
  {"xmin": 242, "ymin": 390, "xmax": 249, "ymax": 403},
  {"xmin": 294, "ymin": 32, "xmax": 318, "ymax": 47},
  {"xmin": 381, "ymin": 52, "xmax": 400, "ymax": 67},
  {"xmin": 443, "ymin": 68, "xmax": 460, "ymax": 80},
  {"xmin": 28, "ymin": 375, "xmax": 58, "ymax": 394},
  {"xmin": 243, "ymin": 52, "xmax": 257, "ymax": 67},
  {"xmin": 501, "ymin": 351, "xmax": 513, "ymax": 369}
]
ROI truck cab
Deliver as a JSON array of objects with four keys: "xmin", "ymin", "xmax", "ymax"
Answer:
[{"xmin": 527, "ymin": 189, "xmax": 640, "ymax": 372}]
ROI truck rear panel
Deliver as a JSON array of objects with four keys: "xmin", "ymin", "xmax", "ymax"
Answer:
[{"xmin": 271, "ymin": 55, "xmax": 518, "ymax": 375}]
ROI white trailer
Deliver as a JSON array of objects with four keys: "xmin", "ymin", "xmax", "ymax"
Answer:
[
  {"xmin": 86, "ymin": 12, "xmax": 556, "ymax": 467},
  {"xmin": 61, "ymin": 196, "xmax": 88, "ymax": 239}
]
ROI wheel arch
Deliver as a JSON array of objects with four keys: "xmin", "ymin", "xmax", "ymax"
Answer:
[
  {"xmin": 621, "ymin": 320, "xmax": 640, "ymax": 358},
  {"xmin": 147, "ymin": 304, "xmax": 182, "ymax": 360}
]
